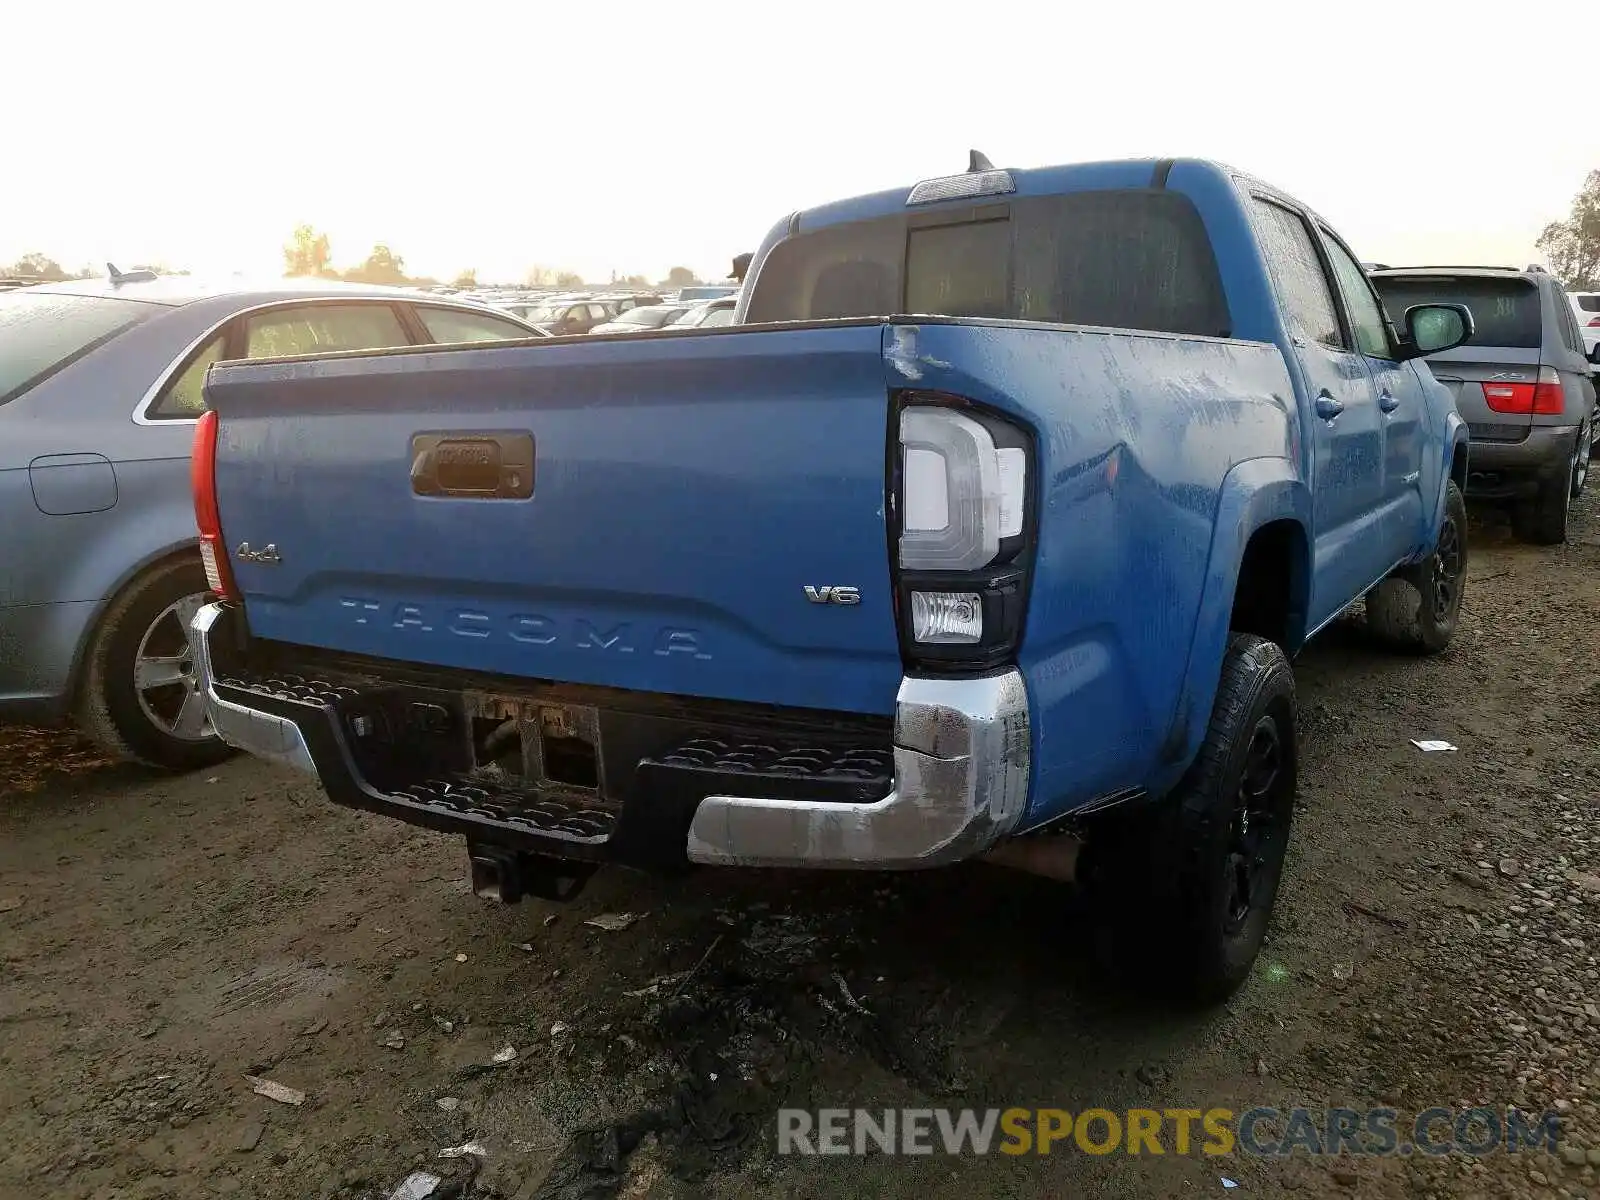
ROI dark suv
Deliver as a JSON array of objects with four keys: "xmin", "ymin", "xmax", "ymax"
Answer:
[{"xmin": 1371, "ymin": 266, "xmax": 1597, "ymax": 544}]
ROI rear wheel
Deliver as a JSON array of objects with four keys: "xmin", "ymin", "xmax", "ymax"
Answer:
[
  {"xmin": 1512, "ymin": 432, "xmax": 1582, "ymax": 545},
  {"xmin": 1084, "ymin": 634, "xmax": 1298, "ymax": 1007},
  {"xmin": 1367, "ymin": 480, "xmax": 1467, "ymax": 655},
  {"xmin": 1571, "ymin": 417, "xmax": 1592, "ymax": 498},
  {"xmin": 75, "ymin": 557, "xmax": 232, "ymax": 771}
]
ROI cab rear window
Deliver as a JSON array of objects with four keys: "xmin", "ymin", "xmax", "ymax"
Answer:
[
  {"xmin": 1372, "ymin": 277, "xmax": 1541, "ymax": 349},
  {"xmin": 0, "ymin": 292, "xmax": 155, "ymax": 405},
  {"xmin": 745, "ymin": 189, "xmax": 1232, "ymax": 338}
]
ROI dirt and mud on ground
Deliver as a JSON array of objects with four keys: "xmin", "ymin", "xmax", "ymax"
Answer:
[{"xmin": 2, "ymin": 496, "xmax": 1598, "ymax": 1200}]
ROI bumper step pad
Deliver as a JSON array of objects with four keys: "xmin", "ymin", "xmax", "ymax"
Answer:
[
  {"xmin": 385, "ymin": 776, "xmax": 615, "ymax": 842},
  {"xmin": 208, "ymin": 667, "xmax": 889, "ymax": 863}
]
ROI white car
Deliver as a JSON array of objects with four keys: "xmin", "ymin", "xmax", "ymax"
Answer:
[
  {"xmin": 667, "ymin": 295, "xmax": 738, "ymax": 329},
  {"xmin": 1568, "ymin": 292, "xmax": 1600, "ymax": 359}
]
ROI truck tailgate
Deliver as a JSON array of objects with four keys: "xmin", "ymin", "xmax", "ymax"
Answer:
[{"xmin": 204, "ymin": 324, "xmax": 903, "ymax": 716}]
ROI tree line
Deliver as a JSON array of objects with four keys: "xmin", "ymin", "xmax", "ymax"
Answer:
[
  {"xmin": 283, "ymin": 225, "xmax": 703, "ymax": 290},
  {"xmin": 7, "ymin": 178, "xmax": 1598, "ymax": 292},
  {"xmin": 3, "ymin": 234, "xmax": 705, "ymax": 292},
  {"xmin": 1, "ymin": 253, "xmax": 186, "ymax": 281},
  {"xmin": 36, "ymin": 172, "xmax": 1598, "ymax": 294}
]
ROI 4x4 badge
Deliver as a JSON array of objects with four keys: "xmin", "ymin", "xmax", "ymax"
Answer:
[{"xmin": 235, "ymin": 542, "xmax": 282, "ymax": 565}]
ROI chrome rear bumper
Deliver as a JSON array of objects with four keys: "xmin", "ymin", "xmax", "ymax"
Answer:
[
  {"xmin": 685, "ymin": 672, "xmax": 1030, "ymax": 868},
  {"xmin": 192, "ymin": 601, "xmax": 1030, "ymax": 869},
  {"xmin": 191, "ymin": 603, "xmax": 316, "ymax": 775}
]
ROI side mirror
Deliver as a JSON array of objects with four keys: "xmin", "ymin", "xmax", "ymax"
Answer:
[{"xmin": 1399, "ymin": 303, "xmax": 1474, "ymax": 360}]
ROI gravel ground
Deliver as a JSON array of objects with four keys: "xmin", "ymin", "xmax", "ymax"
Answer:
[{"xmin": 0, "ymin": 493, "xmax": 1596, "ymax": 1200}]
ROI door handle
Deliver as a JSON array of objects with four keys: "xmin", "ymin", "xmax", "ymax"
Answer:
[
  {"xmin": 1314, "ymin": 392, "xmax": 1345, "ymax": 420},
  {"xmin": 1378, "ymin": 390, "xmax": 1400, "ymax": 413}
]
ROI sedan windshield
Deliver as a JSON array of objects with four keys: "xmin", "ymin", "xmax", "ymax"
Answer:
[{"xmin": 0, "ymin": 291, "xmax": 156, "ymax": 405}]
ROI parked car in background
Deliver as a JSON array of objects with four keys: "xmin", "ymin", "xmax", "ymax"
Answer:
[
  {"xmin": 666, "ymin": 295, "xmax": 736, "ymax": 329},
  {"xmin": 587, "ymin": 304, "xmax": 689, "ymax": 335},
  {"xmin": 674, "ymin": 284, "xmax": 740, "ymax": 302},
  {"xmin": 0, "ymin": 276, "xmax": 545, "ymax": 768},
  {"xmin": 593, "ymin": 293, "xmax": 664, "ymax": 314},
  {"xmin": 1568, "ymin": 291, "xmax": 1600, "ymax": 359},
  {"xmin": 1371, "ymin": 266, "xmax": 1595, "ymax": 544},
  {"xmin": 521, "ymin": 301, "xmax": 612, "ymax": 335}
]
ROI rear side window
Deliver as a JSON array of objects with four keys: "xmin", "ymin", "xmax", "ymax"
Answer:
[
  {"xmin": 414, "ymin": 306, "xmax": 535, "ymax": 344},
  {"xmin": 1371, "ymin": 277, "xmax": 1541, "ymax": 349},
  {"xmin": 244, "ymin": 303, "xmax": 410, "ymax": 358},
  {"xmin": 1554, "ymin": 291, "xmax": 1582, "ymax": 354},
  {"xmin": 1252, "ymin": 200, "xmax": 1344, "ymax": 349},
  {"xmin": 745, "ymin": 190, "xmax": 1230, "ymax": 338},
  {"xmin": 152, "ymin": 335, "xmax": 226, "ymax": 418},
  {"xmin": 0, "ymin": 292, "xmax": 155, "ymax": 406},
  {"xmin": 1576, "ymin": 294, "xmax": 1600, "ymax": 313}
]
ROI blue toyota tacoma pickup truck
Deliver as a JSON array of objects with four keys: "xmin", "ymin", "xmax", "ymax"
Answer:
[{"xmin": 191, "ymin": 155, "xmax": 1473, "ymax": 1004}]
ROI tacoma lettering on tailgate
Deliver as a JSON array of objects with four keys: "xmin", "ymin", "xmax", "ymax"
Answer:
[{"xmin": 338, "ymin": 599, "xmax": 711, "ymax": 659}]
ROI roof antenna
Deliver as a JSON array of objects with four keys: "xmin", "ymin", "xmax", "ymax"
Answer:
[
  {"xmin": 107, "ymin": 262, "xmax": 157, "ymax": 286},
  {"xmin": 968, "ymin": 149, "xmax": 995, "ymax": 173}
]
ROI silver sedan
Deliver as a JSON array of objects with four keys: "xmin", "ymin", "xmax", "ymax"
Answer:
[{"xmin": 0, "ymin": 273, "xmax": 546, "ymax": 768}]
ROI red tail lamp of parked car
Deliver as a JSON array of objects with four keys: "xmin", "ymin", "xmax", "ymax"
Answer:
[
  {"xmin": 1481, "ymin": 367, "xmax": 1565, "ymax": 416},
  {"xmin": 191, "ymin": 409, "xmax": 239, "ymax": 600}
]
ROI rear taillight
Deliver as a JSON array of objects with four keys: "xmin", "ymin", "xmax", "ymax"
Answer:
[
  {"xmin": 191, "ymin": 409, "xmax": 238, "ymax": 600},
  {"xmin": 1587, "ymin": 317, "xmax": 1600, "ymax": 327},
  {"xmin": 892, "ymin": 396, "xmax": 1034, "ymax": 671},
  {"xmin": 1481, "ymin": 367, "xmax": 1564, "ymax": 416}
]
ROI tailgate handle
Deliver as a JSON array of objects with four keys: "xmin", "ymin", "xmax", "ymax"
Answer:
[{"xmin": 411, "ymin": 432, "xmax": 535, "ymax": 499}]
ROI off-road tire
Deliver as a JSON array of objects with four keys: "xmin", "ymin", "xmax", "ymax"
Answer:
[
  {"xmin": 75, "ymin": 557, "xmax": 232, "ymax": 771},
  {"xmin": 1367, "ymin": 480, "xmax": 1468, "ymax": 655},
  {"xmin": 1084, "ymin": 634, "xmax": 1298, "ymax": 1008}
]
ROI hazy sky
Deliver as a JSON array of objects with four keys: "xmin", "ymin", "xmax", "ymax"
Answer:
[{"xmin": 7, "ymin": 0, "xmax": 1591, "ymax": 284}]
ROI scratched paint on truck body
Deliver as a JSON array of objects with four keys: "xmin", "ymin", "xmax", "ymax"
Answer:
[{"xmin": 884, "ymin": 321, "xmax": 1297, "ymax": 823}]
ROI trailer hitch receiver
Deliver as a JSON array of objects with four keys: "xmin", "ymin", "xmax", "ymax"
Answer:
[{"xmin": 468, "ymin": 844, "xmax": 596, "ymax": 904}]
